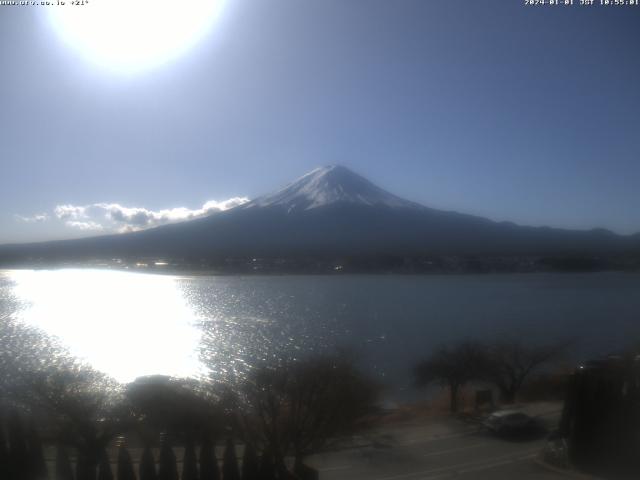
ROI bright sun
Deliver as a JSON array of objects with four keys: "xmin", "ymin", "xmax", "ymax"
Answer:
[{"xmin": 47, "ymin": 0, "xmax": 226, "ymax": 73}]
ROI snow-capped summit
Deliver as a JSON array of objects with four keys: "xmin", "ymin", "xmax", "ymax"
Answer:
[{"xmin": 243, "ymin": 165, "xmax": 422, "ymax": 212}]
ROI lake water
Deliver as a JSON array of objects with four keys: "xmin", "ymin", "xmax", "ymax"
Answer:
[{"xmin": 2, "ymin": 269, "xmax": 639, "ymax": 399}]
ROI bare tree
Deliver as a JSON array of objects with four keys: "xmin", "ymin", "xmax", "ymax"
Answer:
[
  {"xmin": 414, "ymin": 342, "xmax": 487, "ymax": 413},
  {"xmin": 236, "ymin": 355, "xmax": 378, "ymax": 472},
  {"xmin": 1, "ymin": 317, "xmax": 128, "ymax": 476},
  {"xmin": 32, "ymin": 367, "xmax": 126, "ymax": 480},
  {"xmin": 483, "ymin": 340, "xmax": 569, "ymax": 404}
]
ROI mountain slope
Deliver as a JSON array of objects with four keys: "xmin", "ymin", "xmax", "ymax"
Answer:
[{"xmin": 0, "ymin": 165, "xmax": 638, "ymax": 265}]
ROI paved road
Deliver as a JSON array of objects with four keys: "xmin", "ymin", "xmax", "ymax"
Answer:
[{"xmin": 309, "ymin": 413, "xmax": 566, "ymax": 480}]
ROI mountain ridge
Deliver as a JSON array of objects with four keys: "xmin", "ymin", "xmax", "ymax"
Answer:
[{"xmin": 0, "ymin": 165, "xmax": 639, "ymax": 269}]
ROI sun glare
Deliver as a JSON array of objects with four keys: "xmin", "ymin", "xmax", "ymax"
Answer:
[
  {"xmin": 46, "ymin": 0, "xmax": 226, "ymax": 73},
  {"xmin": 9, "ymin": 269, "xmax": 205, "ymax": 383}
]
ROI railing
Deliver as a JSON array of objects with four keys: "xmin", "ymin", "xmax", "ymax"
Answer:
[{"xmin": 0, "ymin": 417, "xmax": 318, "ymax": 480}]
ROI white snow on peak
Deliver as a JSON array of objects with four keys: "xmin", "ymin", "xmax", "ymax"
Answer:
[{"xmin": 243, "ymin": 165, "xmax": 422, "ymax": 212}]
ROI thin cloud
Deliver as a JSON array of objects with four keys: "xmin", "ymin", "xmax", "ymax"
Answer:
[
  {"xmin": 92, "ymin": 197, "xmax": 249, "ymax": 231},
  {"xmin": 17, "ymin": 197, "xmax": 249, "ymax": 233},
  {"xmin": 15, "ymin": 213, "xmax": 49, "ymax": 223}
]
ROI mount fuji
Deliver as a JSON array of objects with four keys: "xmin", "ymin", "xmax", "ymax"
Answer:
[{"xmin": 1, "ymin": 165, "xmax": 638, "ymax": 268}]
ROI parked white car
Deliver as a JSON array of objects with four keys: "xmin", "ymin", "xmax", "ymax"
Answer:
[{"xmin": 482, "ymin": 410, "xmax": 537, "ymax": 435}]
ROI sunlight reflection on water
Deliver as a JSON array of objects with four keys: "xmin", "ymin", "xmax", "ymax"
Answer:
[
  {"xmin": 3, "ymin": 269, "xmax": 205, "ymax": 383},
  {"xmin": 5, "ymin": 269, "xmax": 639, "ymax": 398}
]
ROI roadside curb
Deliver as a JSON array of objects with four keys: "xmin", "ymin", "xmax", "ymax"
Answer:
[{"xmin": 535, "ymin": 457, "xmax": 602, "ymax": 480}]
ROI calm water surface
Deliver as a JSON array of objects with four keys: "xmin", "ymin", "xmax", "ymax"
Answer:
[{"xmin": 2, "ymin": 269, "xmax": 639, "ymax": 398}]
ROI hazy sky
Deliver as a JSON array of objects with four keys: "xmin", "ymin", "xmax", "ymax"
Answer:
[{"xmin": 1, "ymin": 0, "xmax": 639, "ymax": 243}]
